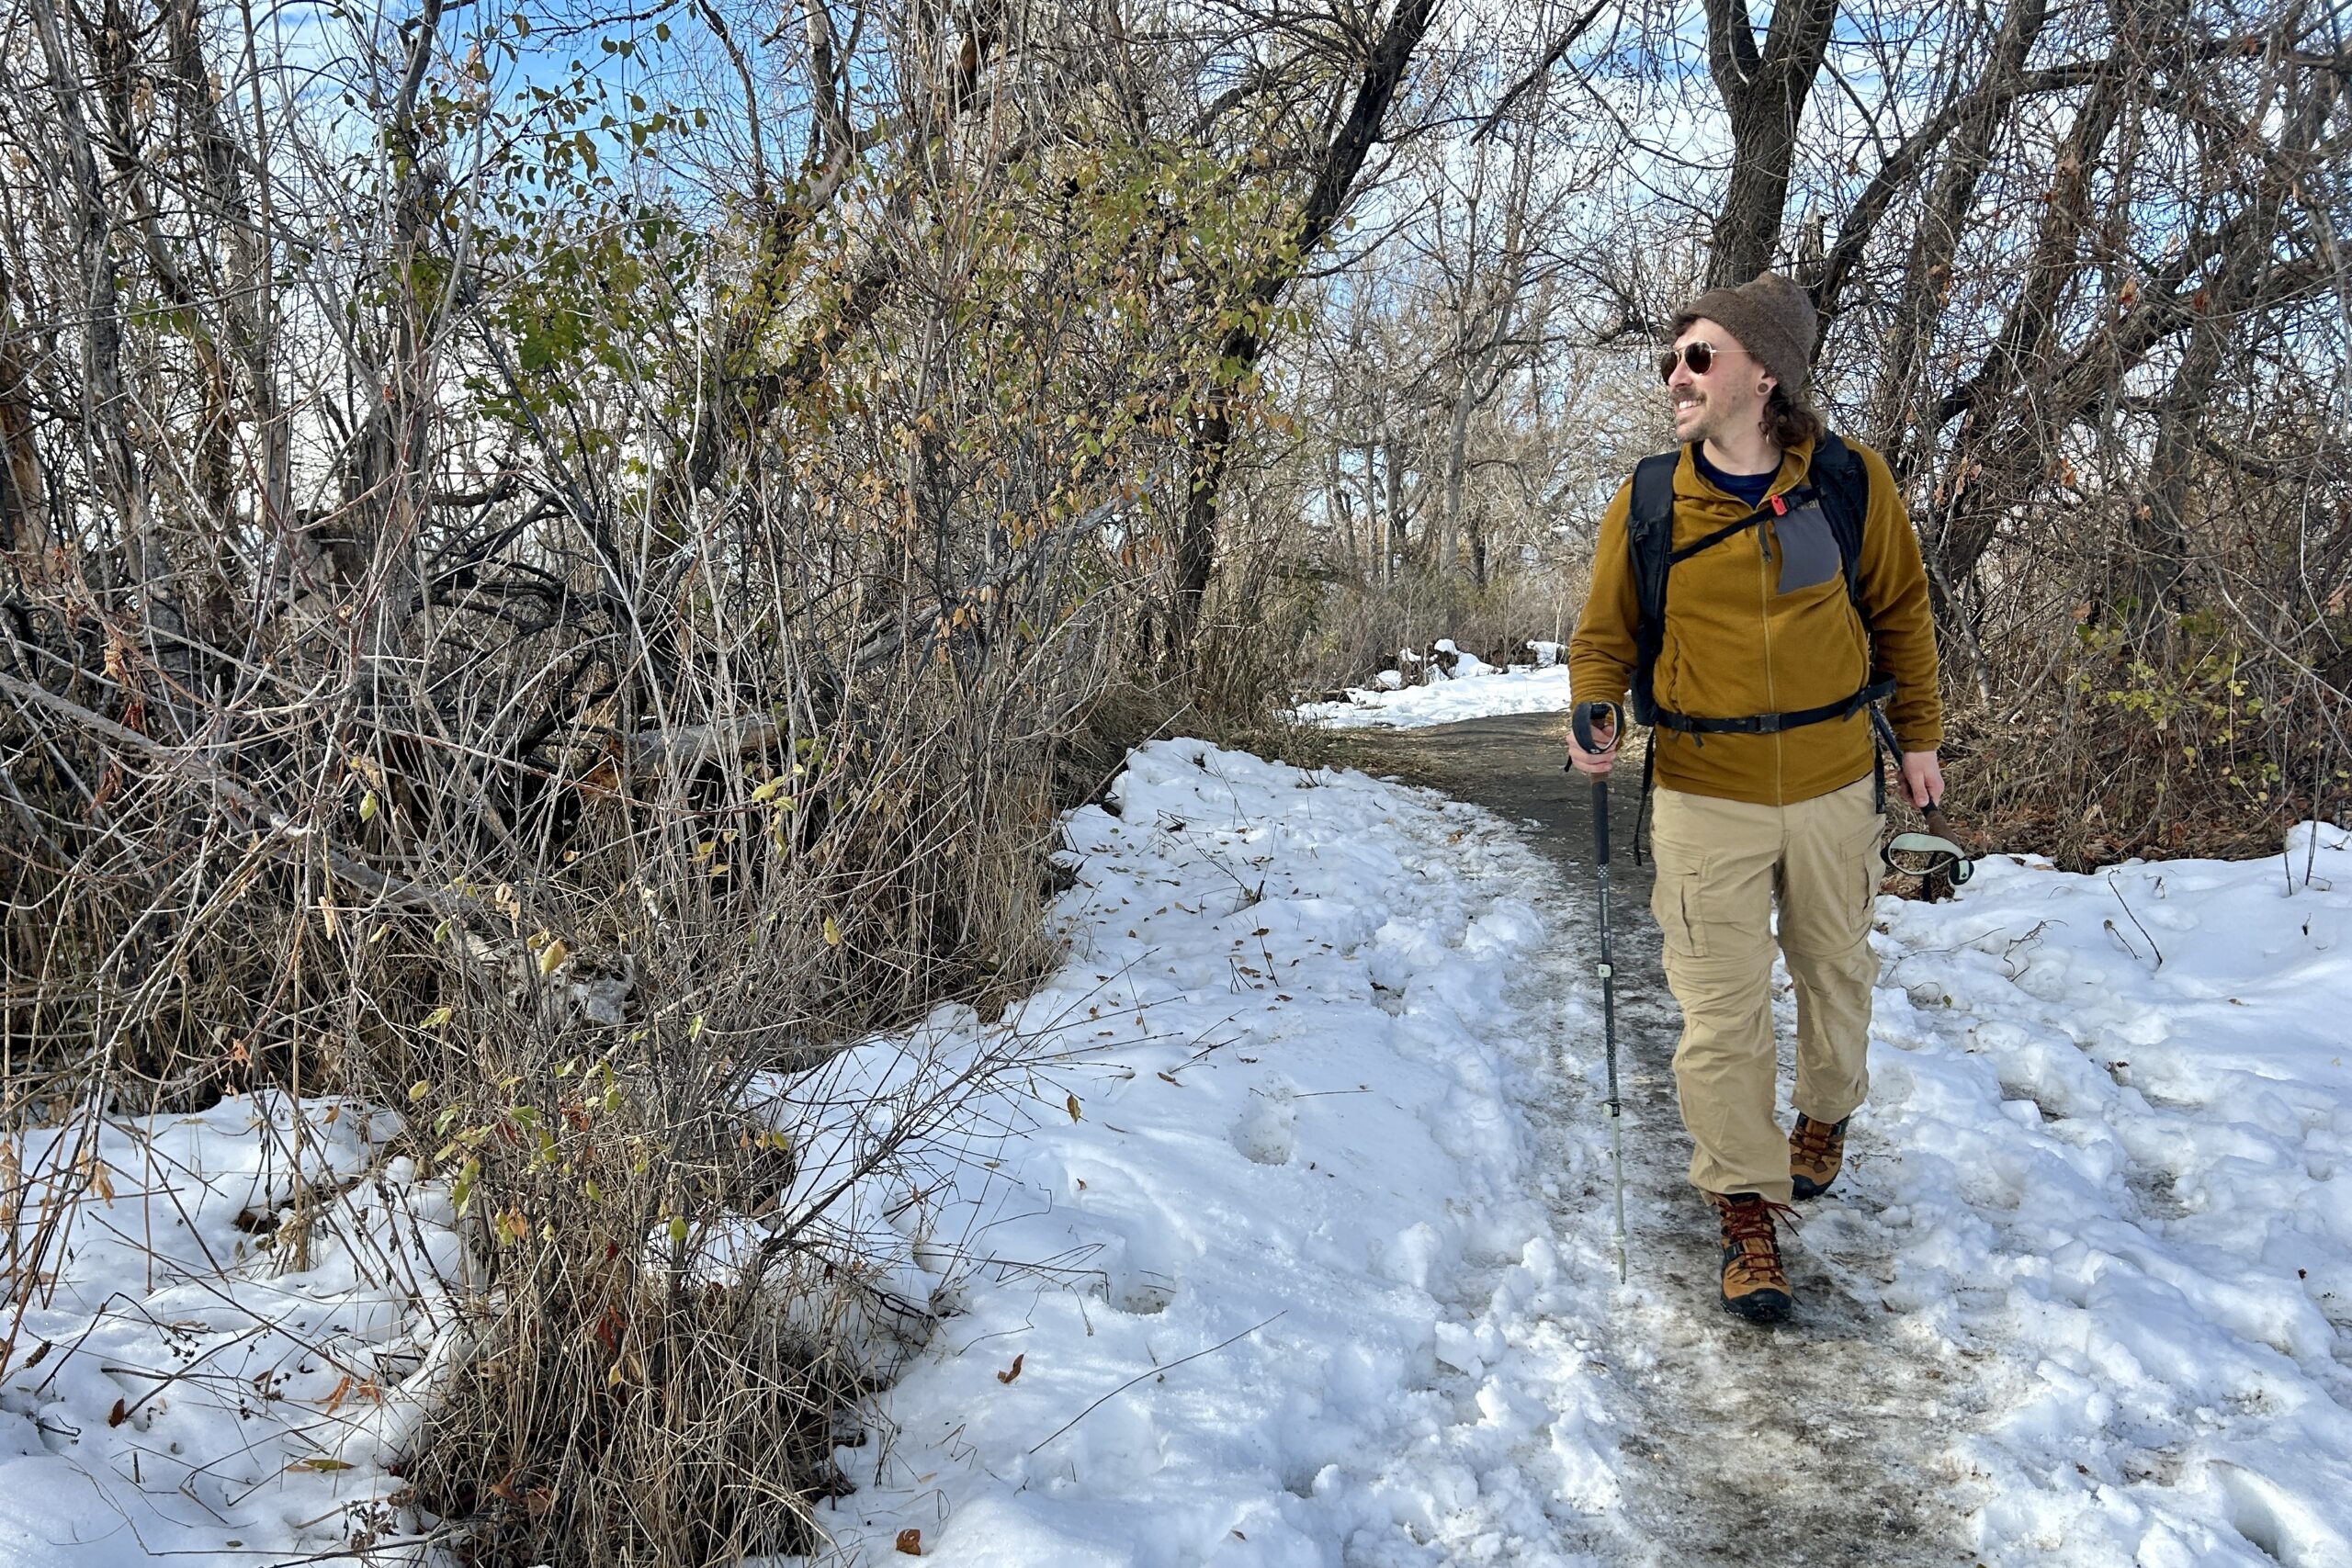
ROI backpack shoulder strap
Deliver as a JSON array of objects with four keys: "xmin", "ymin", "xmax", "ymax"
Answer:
[
  {"xmin": 1810, "ymin": 431, "xmax": 1870, "ymax": 607},
  {"xmin": 1627, "ymin": 450, "xmax": 1679, "ymax": 615},
  {"xmin": 1624, "ymin": 448, "xmax": 1680, "ymax": 725}
]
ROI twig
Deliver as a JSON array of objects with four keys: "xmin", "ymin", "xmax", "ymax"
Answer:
[
  {"xmin": 2102, "ymin": 918, "xmax": 2140, "ymax": 961},
  {"xmin": 1471, "ymin": 0, "xmax": 1611, "ymax": 142},
  {"xmin": 0, "ymin": 669, "xmax": 466, "ymax": 919},
  {"xmin": 2106, "ymin": 874, "xmax": 2163, "ymax": 969},
  {"xmin": 1028, "ymin": 1310, "xmax": 1283, "ymax": 1454}
]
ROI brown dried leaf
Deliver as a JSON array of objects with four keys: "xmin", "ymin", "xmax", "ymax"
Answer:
[
  {"xmin": 996, "ymin": 1353, "xmax": 1024, "ymax": 1385},
  {"xmin": 896, "ymin": 1528, "xmax": 922, "ymax": 1555}
]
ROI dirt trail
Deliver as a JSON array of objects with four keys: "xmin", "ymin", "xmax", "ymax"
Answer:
[{"xmin": 1333, "ymin": 715, "xmax": 1985, "ymax": 1568}]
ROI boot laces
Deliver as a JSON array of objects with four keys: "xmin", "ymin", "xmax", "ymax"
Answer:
[
  {"xmin": 1792, "ymin": 1117, "xmax": 1843, "ymax": 1164},
  {"xmin": 1718, "ymin": 1196, "xmax": 1797, "ymax": 1243},
  {"xmin": 1718, "ymin": 1197, "xmax": 1796, "ymax": 1288}
]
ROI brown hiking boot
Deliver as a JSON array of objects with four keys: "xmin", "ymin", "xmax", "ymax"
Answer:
[
  {"xmin": 1789, "ymin": 1113, "xmax": 1850, "ymax": 1201},
  {"xmin": 1712, "ymin": 1193, "xmax": 1796, "ymax": 1324}
]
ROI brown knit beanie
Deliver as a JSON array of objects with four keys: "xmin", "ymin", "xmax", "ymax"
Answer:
[{"xmin": 1672, "ymin": 272, "xmax": 1817, "ymax": 393}]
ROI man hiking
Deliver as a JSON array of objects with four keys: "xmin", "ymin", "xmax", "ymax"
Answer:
[{"xmin": 1565, "ymin": 272, "xmax": 1944, "ymax": 1325}]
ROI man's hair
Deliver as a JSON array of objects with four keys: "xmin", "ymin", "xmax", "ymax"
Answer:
[{"xmin": 1764, "ymin": 384, "xmax": 1826, "ymax": 450}]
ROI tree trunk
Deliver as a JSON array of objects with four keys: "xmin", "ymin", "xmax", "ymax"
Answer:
[
  {"xmin": 1702, "ymin": 0, "xmax": 1842, "ymax": 288},
  {"xmin": 1329, "ymin": 448, "xmax": 1361, "ymax": 579},
  {"xmin": 1169, "ymin": 0, "xmax": 1440, "ymax": 662},
  {"xmin": 0, "ymin": 306, "xmax": 45, "ymax": 562},
  {"xmin": 1383, "ymin": 428, "xmax": 1410, "ymax": 575},
  {"xmin": 2129, "ymin": 57, "xmax": 2343, "ymax": 633},
  {"xmin": 1926, "ymin": 5, "xmax": 2133, "ymax": 586}
]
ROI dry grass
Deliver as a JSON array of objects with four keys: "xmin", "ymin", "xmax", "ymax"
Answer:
[{"xmin": 0, "ymin": 580, "xmax": 1166, "ymax": 1563}]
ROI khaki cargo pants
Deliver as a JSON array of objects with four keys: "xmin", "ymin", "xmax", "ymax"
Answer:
[{"xmin": 1647, "ymin": 775, "xmax": 1883, "ymax": 1205}]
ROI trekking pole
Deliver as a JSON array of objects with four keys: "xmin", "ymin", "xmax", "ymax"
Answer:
[
  {"xmin": 1871, "ymin": 708, "xmax": 1976, "ymax": 898},
  {"xmin": 1568, "ymin": 701, "xmax": 1630, "ymax": 1284}
]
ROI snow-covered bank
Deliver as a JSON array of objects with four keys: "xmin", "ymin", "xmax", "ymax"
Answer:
[
  {"xmin": 1295, "ymin": 662, "xmax": 1576, "ymax": 730},
  {"xmin": 0, "ymin": 1094, "xmax": 458, "ymax": 1562},
  {"xmin": 812, "ymin": 740, "xmax": 1621, "ymax": 1565},
  {"xmin": 1852, "ymin": 827, "xmax": 2352, "ymax": 1566},
  {"xmin": 0, "ymin": 741, "xmax": 1623, "ymax": 1568}
]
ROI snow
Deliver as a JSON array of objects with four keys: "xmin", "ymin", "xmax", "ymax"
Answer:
[
  {"xmin": 1855, "ymin": 825, "xmax": 2352, "ymax": 1565},
  {"xmin": 1295, "ymin": 662, "xmax": 1576, "ymax": 730},
  {"xmin": 1427, "ymin": 638, "xmax": 1497, "ymax": 679},
  {"xmin": 7, "ymin": 730, "xmax": 2350, "ymax": 1568},
  {"xmin": 796, "ymin": 740, "xmax": 1620, "ymax": 1564},
  {"xmin": 810, "ymin": 761, "xmax": 2352, "ymax": 1565},
  {"xmin": 0, "ymin": 1093, "xmax": 460, "ymax": 1563}
]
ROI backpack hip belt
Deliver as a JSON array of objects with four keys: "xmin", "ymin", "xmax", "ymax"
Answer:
[{"xmin": 1649, "ymin": 673, "xmax": 1898, "ymax": 737}]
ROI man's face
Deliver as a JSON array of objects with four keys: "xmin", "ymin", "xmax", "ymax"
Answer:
[{"xmin": 1665, "ymin": 319, "xmax": 1771, "ymax": 448}]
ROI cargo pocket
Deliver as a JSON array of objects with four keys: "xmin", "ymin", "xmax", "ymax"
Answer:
[
  {"xmin": 1845, "ymin": 807, "xmax": 1888, "ymax": 933},
  {"xmin": 1650, "ymin": 855, "xmax": 1713, "ymax": 959}
]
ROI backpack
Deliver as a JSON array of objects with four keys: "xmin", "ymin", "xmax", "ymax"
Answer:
[
  {"xmin": 1620, "ymin": 432, "xmax": 1899, "ymax": 863},
  {"xmin": 1625, "ymin": 430, "xmax": 1894, "ymax": 737}
]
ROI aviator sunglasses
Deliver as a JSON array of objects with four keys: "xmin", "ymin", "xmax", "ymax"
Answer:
[{"xmin": 1657, "ymin": 340, "xmax": 1723, "ymax": 382}]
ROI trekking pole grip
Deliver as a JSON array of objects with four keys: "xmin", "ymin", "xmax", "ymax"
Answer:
[
  {"xmin": 1570, "ymin": 700, "xmax": 1622, "ymax": 761},
  {"xmin": 1571, "ymin": 701, "xmax": 1622, "ymax": 866}
]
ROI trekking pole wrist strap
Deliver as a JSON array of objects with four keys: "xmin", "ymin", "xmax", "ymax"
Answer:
[
  {"xmin": 1883, "ymin": 831, "xmax": 1975, "ymax": 886},
  {"xmin": 1571, "ymin": 700, "xmax": 1623, "ymax": 755}
]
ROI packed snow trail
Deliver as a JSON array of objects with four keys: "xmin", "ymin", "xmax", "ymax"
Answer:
[
  {"xmin": 814, "ymin": 731, "xmax": 1986, "ymax": 1566},
  {"xmin": 1365, "ymin": 719, "xmax": 1981, "ymax": 1567},
  {"xmin": 1367, "ymin": 715, "xmax": 2352, "ymax": 1568}
]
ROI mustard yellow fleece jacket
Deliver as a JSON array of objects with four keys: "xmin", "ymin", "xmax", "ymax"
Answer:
[{"xmin": 1568, "ymin": 434, "xmax": 1943, "ymax": 807}]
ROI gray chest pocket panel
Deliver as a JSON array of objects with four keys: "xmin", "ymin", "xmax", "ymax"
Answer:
[{"xmin": 1772, "ymin": 501, "xmax": 1841, "ymax": 595}]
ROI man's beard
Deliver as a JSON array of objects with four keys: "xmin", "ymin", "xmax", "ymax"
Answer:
[
  {"xmin": 1675, "ymin": 392, "xmax": 1763, "ymax": 451},
  {"xmin": 1673, "ymin": 391, "xmax": 1715, "ymax": 444}
]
